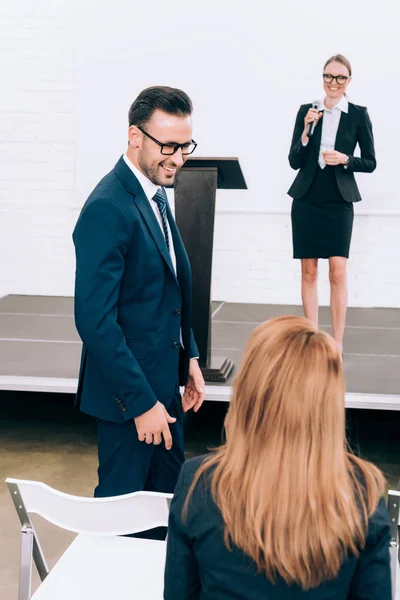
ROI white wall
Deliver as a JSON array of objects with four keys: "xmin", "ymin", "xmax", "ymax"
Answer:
[
  {"xmin": 1, "ymin": 0, "xmax": 400, "ymax": 306},
  {"xmin": 0, "ymin": 0, "xmax": 76, "ymax": 298}
]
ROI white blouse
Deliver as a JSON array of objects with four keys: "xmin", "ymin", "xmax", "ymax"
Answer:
[
  {"xmin": 303, "ymin": 95, "xmax": 349, "ymax": 168},
  {"xmin": 317, "ymin": 95, "xmax": 348, "ymax": 168}
]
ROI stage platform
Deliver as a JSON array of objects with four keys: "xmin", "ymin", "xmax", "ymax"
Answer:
[{"xmin": 0, "ymin": 295, "xmax": 399, "ymax": 410}]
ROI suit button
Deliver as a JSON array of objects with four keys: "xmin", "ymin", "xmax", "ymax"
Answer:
[
  {"xmin": 172, "ymin": 341, "xmax": 180, "ymax": 349},
  {"xmin": 173, "ymin": 308, "xmax": 181, "ymax": 316}
]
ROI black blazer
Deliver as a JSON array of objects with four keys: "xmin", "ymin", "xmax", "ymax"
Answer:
[
  {"xmin": 164, "ymin": 455, "xmax": 392, "ymax": 600},
  {"xmin": 288, "ymin": 102, "xmax": 376, "ymax": 203},
  {"xmin": 73, "ymin": 157, "xmax": 198, "ymax": 423}
]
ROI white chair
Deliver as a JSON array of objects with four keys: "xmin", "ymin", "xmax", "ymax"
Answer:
[
  {"xmin": 388, "ymin": 489, "xmax": 400, "ymax": 600},
  {"xmin": 6, "ymin": 477, "xmax": 173, "ymax": 600}
]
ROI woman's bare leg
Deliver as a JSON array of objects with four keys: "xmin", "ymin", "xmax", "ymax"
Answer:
[
  {"xmin": 329, "ymin": 256, "xmax": 348, "ymax": 353},
  {"xmin": 301, "ymin": 259, "xmax": 319, "ymax": 327}
]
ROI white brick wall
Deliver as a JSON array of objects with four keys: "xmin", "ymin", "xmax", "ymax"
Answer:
[
  {"xmin": 212, "ymin": 210, "xmax": 400, "ymax": 308},
  {"xmin": 0, "ymin": 1, "xmax": 76, "ymax": 298},
  {"xmin": 1, "ymin": 1, "xmax": 399, "ymax": 308}
]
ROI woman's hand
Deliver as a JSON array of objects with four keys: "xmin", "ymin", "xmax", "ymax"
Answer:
[
  {"xmin": 303, "ymin": 108, "xmax": 322, "ymax": 135},
  {"xmin": 301, "ymin": 108, "xmax": 322, "ymax": 144},
  {"xmin": 322, "ymin": 150, "xmax": 348, "ymax": 166}
]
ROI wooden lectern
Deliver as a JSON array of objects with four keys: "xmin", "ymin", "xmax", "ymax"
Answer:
[{"xmin": 174, "ymin": 158, "xmax": 247, "ymax": 382}]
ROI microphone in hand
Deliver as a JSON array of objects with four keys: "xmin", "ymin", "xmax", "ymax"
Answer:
[{"xmin": 306, "ymin": 100, "xmax": 321, "ymax": 138}]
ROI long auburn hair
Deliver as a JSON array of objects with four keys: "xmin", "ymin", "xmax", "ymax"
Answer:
[{"xmin": 184, "ymin": 316, "xmax": 385, "ymax": 589}]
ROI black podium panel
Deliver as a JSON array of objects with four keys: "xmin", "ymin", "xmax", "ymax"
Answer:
[{"xmin": 174, "ymin": 158, "xmax": 247, "ymax": 382}]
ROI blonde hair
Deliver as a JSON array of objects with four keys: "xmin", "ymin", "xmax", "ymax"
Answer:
[
  {"xmin": 184, "ymin": 316, "xmax": 385, "ymax": 589},
  {"xmin": 324, "ymin": 54, "xmax": 352, "ymax": 77}
]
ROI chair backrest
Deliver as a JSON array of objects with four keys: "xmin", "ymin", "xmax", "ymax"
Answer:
[
  {"xmin": 388, "ymin": 490, "xmax": 400, "ymax": 600},
  {"xmin": 6, "ymin": 478, "xmax": 173, "ymax": 535}
]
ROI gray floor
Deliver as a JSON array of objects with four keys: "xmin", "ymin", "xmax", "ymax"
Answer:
[
  {"xmin": 0, "ymin": 296, "xmax": 399, "ymax": 598},
  {"xmin": 211, "ymin": 302, "xmax": 400, "ymax": 397},
  {"xmin": 1, "ymin": 295, "xmax": 400, "ymax": 397}
]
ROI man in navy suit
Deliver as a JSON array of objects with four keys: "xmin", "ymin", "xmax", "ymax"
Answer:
[{"xmin": 73, "ymin": 86, "xmax": 204, "ymax": 500}]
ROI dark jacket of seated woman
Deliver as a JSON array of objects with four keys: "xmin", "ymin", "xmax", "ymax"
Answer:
[{"xmin": 164, "ymin": 316, "xmax": 392, "ymax": 600}]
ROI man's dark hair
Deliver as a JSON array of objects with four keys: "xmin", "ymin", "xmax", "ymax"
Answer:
[{"xmin": 128, "ymin": 86, "xmax": 193, "ymax": 128}]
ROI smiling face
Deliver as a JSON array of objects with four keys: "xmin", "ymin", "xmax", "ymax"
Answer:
[
  {"xmin": 127, "ymin": 109, "xmax": 193, "ymax": 187},
  {"xmin": 323, "ymin": 60, "xmax": 351, "ymax": 102}
]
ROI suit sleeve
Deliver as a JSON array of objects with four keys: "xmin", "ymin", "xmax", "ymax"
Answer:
[
  {"xmin": 189, "ymin": 330, "xmax": 199, "ymax": 359},
  {"xmin": 164, "ymin": 463, "xmax": 201, "ymax": 600},
  {"xmin": 345, "ymin": 108, "xmax": 377, "ymax": 174},
  {"xmin": 289, "ymin": 105, "xmax": 311, "ymax": 170},
  {"xmin": 73, "ymin": 197, "xmax": 158, "ymax": 420},
  {"xmin": 348, "ymin": 497, "xmax": 392, "ymax": 600}
]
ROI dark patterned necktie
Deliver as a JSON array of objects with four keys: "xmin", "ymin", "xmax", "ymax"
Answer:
[{"xmin": 152, "ymin": 187, "xmax": 170, "ymax": 251}]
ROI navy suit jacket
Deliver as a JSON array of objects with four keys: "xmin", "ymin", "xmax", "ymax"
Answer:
[
  {"xmin": 164, "ymin": 456, "xmax": 392, "ymax": 600},
  {"xmin": 288, "ymin": 102, "xmax": 376, "ymax": 203},
  {"xmin": 72, "ymin": 156, "xmax": 199, "ymax": 423}
]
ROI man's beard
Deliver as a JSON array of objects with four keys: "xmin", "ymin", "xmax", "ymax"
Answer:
[
  {"xmin": 139, "ymin": 160, "xmax": 161, "ymax": 186},
  {"xmin": 139, "ymin": 159, "xmax": 176, "ymax": 188}
]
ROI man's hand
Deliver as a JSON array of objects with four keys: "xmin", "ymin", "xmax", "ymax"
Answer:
[
  {"xmin": 182, "ymin": 359, "xmax": 205, "ymax": 413},
  {"xmin": 134, "ymin": 401, "xmax": 176, "ymax": 449},
  {"xmin": 322, "ymin": 150, "xmax": 347, "ymax": 166}
]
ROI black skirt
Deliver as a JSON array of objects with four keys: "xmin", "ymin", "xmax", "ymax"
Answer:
[{"xmin": 291, "ymin": 166, "xmax": 354, "ymax": 259}]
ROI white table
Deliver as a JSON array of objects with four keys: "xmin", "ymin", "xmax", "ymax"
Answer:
[{"xmin": 31, "ymin": 535, "xmax": 167, "ymax": 600}]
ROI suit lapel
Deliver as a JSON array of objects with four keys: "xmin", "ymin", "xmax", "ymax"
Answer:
[
  {"xmin": 166, "ymin": 201, "xmax": 191, "ymax": 288},
  {"xmin": 335, "ymin": 110, "xmax": 349, "ymax": 150},
  {"xmin": 113, "ymin": 156, "xmax": 178, "ymax": 284},
  {"xmin": 312, "ymin": 115, "xmax": 323, "ymax": 156},
  {"xmin": 134, "ymin": 190, "xmax": 179, "ymax": 283}
]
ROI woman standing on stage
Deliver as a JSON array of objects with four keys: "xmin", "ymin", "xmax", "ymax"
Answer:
[{"xmin": 288, "ymin": 54, "xmax": 376, "ymax": 356}]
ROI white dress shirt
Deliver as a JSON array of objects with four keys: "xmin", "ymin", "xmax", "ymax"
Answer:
[
  {"xmin": 123, "ymin": 154, "xmax": 177, "ymax": 274},
  {"xmin": 316, "ymin": 96, "xmax": 348, "ymax": 168}
]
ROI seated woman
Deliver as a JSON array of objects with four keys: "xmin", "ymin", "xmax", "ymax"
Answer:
[{"xmin": 164, "ymin": 316, "xmax": 391, "ymax": 600}]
